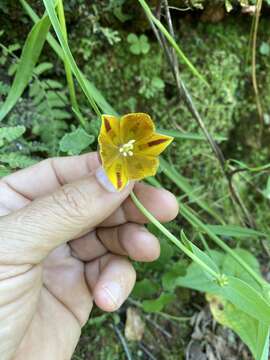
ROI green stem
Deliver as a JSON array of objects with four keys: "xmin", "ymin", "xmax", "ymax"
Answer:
[
  {"xmin": 137, "ymin": 0, "xmax": 208, "ymax": 86},
  {"xmin": 57, "ymin": 0, "xmax": 77, "ymax": 109},
  {"xmin": 56, "ymin": 0, "xmax": 88, "ymax": 130},
  {"xmin": 180, "ymin": 203, "xmax": 267, "ymax": 289},
  {"xmin": 130, "ymin": 191, "xmax": 220, "ymax": 280}
]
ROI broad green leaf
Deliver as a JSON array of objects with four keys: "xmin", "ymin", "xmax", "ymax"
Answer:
[
  {"xmin": 132, "ymin": 279, "xmax": 159, "ymax": 299},
  {"xmin": 173, "ymin": 250, "xmax": 270, "ymax": 325},
  {"xmin": 127, "ymin": 33, "xmax": 137, "ymax": 43},
  {"xmin": 259, "ymin": 42, "xmax": 270, "ymax": 56},
  {"xmin": 142, "ymin": 293, "xmax": 176, "ymax": 313},
  {"xmin": 59, "ymin": 127, "xmax": 95, "ymax": 155},
  {"xmin": 222, "ymin": 276, "xmax": 270, "ymax": 325},
  {"xmin": 222, "ymin": 248, "xmax": 261, "ymax": 288},
  {"xmin": 0, "ymin": 126, "xmax": 25, "ymax": 147},
  {"xmin": 159, "ymin": 129, "xmax": 227, "ymax": 142},
  {"xmin": 207, "ymin": 294, "xmax": 269, "ymax": 360},
  {"xmin": 0, "ymin": 15, "xmax": 51, "ymax": 121},
  {"xmin": 162, "ymin": 261, "xmax": 187, "ymax": 291},
  {"xmin": 180, "ymin": 203, "xmax": 265, "ymax": 288},
  {"xmin": 207, "ymin": 224, "xmax": 266, "ymax": 239}
]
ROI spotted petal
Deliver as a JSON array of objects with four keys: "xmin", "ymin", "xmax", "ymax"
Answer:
[
  {"xmin": 135, "ymin": 133, "xmax": 173, "ymax": 156},
  {"xmin": 99, "ymin": 133, "xmax": 119, "ymax": 169},
  {"xmin": 105, "ymin": 158, "xmax": 129, "ymax": 191},
  {"xmin": 125, "ymin": 154, "xmax": 159, "ymax": 180},
  {"xmin": 100, "ymin": 114, "xmax": 121, "ymax": 146},
  {"xmin": 120, "ymin": 113, "xmax": 155, "ymax": 144}
]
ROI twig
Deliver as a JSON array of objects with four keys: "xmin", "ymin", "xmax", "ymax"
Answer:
[
  {"xmin": 139, "ymin": 343, "xmax": 158, "ymax": 360},
  {"xmin": 252, "ymin": 0, "xmax": 264, "ymax": 143},
  {"xmin": 150, "ymin": 0, "xmax": 256, "ymax": 228},
  {"xmin": 111, "ymin": 324, "xmax": 133, "ymax": 360},
  {"xmin": 145, "ymin": 315, "xmax": 172, "ymax": 338}
]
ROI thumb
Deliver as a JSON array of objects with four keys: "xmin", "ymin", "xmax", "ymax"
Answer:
[{"xmin": 0, "ymin": 168, "xmax": 133, "ymax": 265}]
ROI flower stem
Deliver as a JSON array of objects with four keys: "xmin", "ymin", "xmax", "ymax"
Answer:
[
  {"xmin": 130, "ymin": 191, "xmax": 220, "ymax": 280},
  {"xmin": 180, "ymin": 203, "xmax": 268, "ymax": 290}
]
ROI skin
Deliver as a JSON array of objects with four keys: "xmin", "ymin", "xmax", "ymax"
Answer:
[{"xmin": 0, "ymin": 152, "xmax": 178, "ymax": 360}]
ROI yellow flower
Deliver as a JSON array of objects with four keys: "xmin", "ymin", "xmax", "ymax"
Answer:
[{"xmin": 98, "ymin": 113, "xmax": 173, "ymax": 191}]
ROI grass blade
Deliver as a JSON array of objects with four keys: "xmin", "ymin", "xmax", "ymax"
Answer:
[
  {"xmin": 138, "ymin": 0, "xmax": 208, "ymax": 86},
  {"xmin": 206, "ymin": 224, "xmax": 267, "ymax": 239},
  {"xmin": 159, "ymin": 157, "xmax": 224, "ymax": 223},
  {"xmin": 20, "ymin": 0, "xmax": 116, "ymax": 116},
  {"xmin": 159, "ymin": 129, "xmax": 227, "ymax": 142},
  {"xmin": 0, "ymin": 15, "xmax": 51, "ymax": 121},
  {"xmin": 42, "ymin": 0, "xmax": 101, "ymax": 117}
]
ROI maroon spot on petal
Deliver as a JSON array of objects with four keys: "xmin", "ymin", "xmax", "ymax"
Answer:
[
  {"xmin": 116, "ymin": 172, "xmax": 122, "ymax": 189},
  {"xmin": 148, "ymin": 138, "xmax": 168, "ymax": 147},
  {"xmin": 104, "ymin": 118, "xmax": 111, "ymax": 132}
]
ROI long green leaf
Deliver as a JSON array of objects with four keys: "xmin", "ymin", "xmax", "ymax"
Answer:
[
  {"xmin": 20, "ymin": 0, "xmax": 116, "ymax": 116},
  {"xmin": 0, "ymin": 15, "xmax": 51, "ymax": 121},
  {"xmin": 207, "ymin": 224, "xmax": 266, "ymax": 239},
  {"xmin": 159, "ymin": 157, "xmax": 224, "ymax": 223},
  {"xmin": 159, "ymin": 129, "xmax": 227, "ymax": 142},
  {"xmin": 42, "ymin": 0, "xmax": 101, "ymax": 117}
]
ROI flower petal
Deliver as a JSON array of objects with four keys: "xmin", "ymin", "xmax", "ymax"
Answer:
[
  {"xmin": 99, "ymin": 135, "xmax": 119, "ymax": 169},
  {"xmin": 100, "ymin": 114, "xmax": 121, "ymax": 146},
  {"xmin": 105, "ymin": 158, "xmax": 129, "ymax": 191},
  {"xmin": 135, "ymin": 133, "xmax": 173, "ymax": 157},
  {"xmin": 125, "ymin": 155, "xmax": 159, "ymax": 180},
  {"xmin": 120, "ymin": 113, "xmax": 155, "ymax": 143}
]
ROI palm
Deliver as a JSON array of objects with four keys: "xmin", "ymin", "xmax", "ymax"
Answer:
[
  {"xmin": 12, "ymin": 243, "xmax": 91, "ymax": 359},
  {"xmin": 0, "ymin": 153, "xmax": 178, "ymax": 360}
]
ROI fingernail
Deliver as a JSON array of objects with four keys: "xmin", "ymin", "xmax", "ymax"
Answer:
[
  {"xmin": 95, "ymin": 167, "xmax": 117, "ymax": 193},
  {"xmin": 101, "ymin": 282, "xmax": 122, "ymax": 308}
]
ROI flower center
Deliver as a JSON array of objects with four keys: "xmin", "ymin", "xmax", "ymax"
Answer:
[{"xmin": 119, "ymin": 139, "xmax": 135, "ymax": 157}]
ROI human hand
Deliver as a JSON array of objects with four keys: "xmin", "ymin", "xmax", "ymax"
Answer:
[{"xmin": 0, "ymin": 152, "xmax": 178, "ymax": 360}]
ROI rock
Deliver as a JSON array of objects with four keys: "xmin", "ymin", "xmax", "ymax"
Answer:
[{"xmin": 124, "ymin": 307, "xmax": 145, "ymax": 341}]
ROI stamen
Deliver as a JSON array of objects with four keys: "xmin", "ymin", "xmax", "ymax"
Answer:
[{"xmin": 119, "ymin": 139, "xmax": 135, "ymax": 157}]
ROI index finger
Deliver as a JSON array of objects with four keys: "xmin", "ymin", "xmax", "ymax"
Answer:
[{"xmin": 2, "ymin": 152, "xmax": 100, "ymax": 200}]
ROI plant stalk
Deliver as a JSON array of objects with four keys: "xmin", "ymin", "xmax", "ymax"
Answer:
[{"xmin": 130, "ymin": 191, "xmax": 220, "ymax": 280}]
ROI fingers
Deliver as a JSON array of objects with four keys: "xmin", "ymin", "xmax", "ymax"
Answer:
[
  {"xmin": 2, "ymin": 152, "xmax": 100, "ymax": 200},
  {"xmin": 85, "ymin": 254, "xmax": 136, "ymax": 312},
  {"xmin": 70, "ymin": 223, "xmax": 160, "ymax": 262},
  {"xmin": 43, "ymin": 245, "xmax": 93, "ymax": 326},
  {"xmin": 0, "ymin": 171, "xmax": 133, "ymax": 265},
  {"xmin": 101, "ymin": 182, "xmax": 179, "ymax": 227}
]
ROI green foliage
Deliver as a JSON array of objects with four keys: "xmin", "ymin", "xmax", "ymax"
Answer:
[
  {"xmin": 59, "ymin": 127, "xmax": 95, "ymax": 155},
  {"xmin": 161, "ymin": 248, "xmax": 270, "ymax": 359},
  {"xmin": 29, "ymin": 69, "xmax": 71, "ymax": 155},
  {"xmin": 0, "ymin": 125, "xmax": 25, "ymax": 147},
  {"xmin": 260, "ymin": 42, "xmax": 270, "ymax": 56},
  {"xmin": 132, "ymin": 279, "xmax": 159, "ymax": 299},
  {"xmin": 2, "ymin": 2, "xmax": 270, "ymax": 359},
  {"xmin": 142, "ymin": 293, "xmax": 176, "ymax": 313},
  {"xmin": 0, "ymin": 13, "xmax": 51, "ymax": 121},
  {"xmin": 0, "ymin": 152, "xmax": 37, "ymax": 169},
  {"xmin": 127, "ymin": 33, "xmax": 150, "ymax": 55}
]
